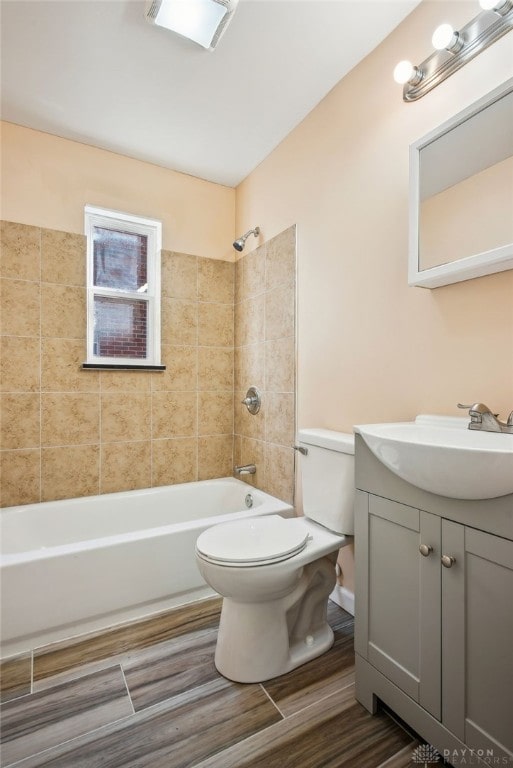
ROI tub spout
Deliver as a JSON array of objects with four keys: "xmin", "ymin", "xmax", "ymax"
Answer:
[{"xmin": 234, "ymin": 464, "xmax": 256, "ymax": 476}]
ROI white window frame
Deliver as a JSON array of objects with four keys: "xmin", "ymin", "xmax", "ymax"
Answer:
[{"xmin": 84, "ymin": 205, "xmax": 162, "ymax": 368}]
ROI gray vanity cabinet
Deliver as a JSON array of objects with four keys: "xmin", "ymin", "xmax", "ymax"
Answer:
[{"xmin": 355, "ymin": 436, "xmax": 513, "ymax": 763}]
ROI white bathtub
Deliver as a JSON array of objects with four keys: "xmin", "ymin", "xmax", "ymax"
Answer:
[{"xmin": 0, "ymin": 478, "xmax": 293, "ymax": 657}]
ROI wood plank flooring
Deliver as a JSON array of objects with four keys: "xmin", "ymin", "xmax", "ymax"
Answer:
[{"xmin": 0, "ymin": 599, "xmax": 422, "ymax": 767}]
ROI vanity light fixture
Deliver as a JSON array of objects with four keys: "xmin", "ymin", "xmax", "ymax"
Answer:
[
  {"xmin": 145, "ymin": 0, "xmax": 239, "ymax": 50},
  {"xmin": 394, "ymin": 2, "xmax": 513, "ymax": 101}
]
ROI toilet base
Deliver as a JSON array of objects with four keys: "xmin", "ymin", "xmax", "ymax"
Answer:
[{"xmin": 214, "ymin": 555, "xmax": 337, "ymax": 683}]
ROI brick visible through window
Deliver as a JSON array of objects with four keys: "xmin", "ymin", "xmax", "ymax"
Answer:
[{"xmin": 94, "ymin": 296, "xmax": 148, "ymax": 358}]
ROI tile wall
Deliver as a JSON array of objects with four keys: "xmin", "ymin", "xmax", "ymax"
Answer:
[
  {"xmin": 234, "ymin": 226, "xmax": 296, "ymax": 503},
  {"xmin": 0, "ymin": 221, "xmax": 234, "ymax": 506},
  {"xmin": 0, "ymin": 221, "xmax": 296, "ymax": 507}
]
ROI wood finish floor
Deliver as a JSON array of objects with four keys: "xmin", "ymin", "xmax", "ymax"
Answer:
[{"xmin": 0, "ymin": 600, "xmax": 422, "ymax": 768}]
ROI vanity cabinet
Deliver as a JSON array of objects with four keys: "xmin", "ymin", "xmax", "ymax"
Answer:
[{"xmin": 354, "ymin": 436, "xmax": 513, "ymax": 763}]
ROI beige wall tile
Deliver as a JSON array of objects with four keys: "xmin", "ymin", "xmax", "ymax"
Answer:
[
  {"xmin": 234, "ymin": 343, "xmax": 265, "ymax": 393},
  {"xmin": 0, "ymin": 337, "xmax": 40, "ymax": 392},
  {"xmin": 41, "ymin": 393, "xmax": 100, "ymax": 446},
  {"xmin": 42, "ymin": 444, "xmax": 100, "ymax": 501},
  {"xmin": 0, "ymin": 220, "xmax": 296, "ymax": 502},
  {"xmin": 152, "ymin": 437, "xmax": 197, "ymax": 486},
  {"xmin": 152, "ymin": 391, "xmax": 197, "ymax": 438},
  {"xmin": 266, "ymin": 392, "xmax": 295, "ymax": 446},
  {"xmin": 161, "ymin": 298, "xmax": 198, "ymax": 346},
  {"xmin": 265, "ymin": 282, "xmax": 295, "ymax": 341},
  {"xmin": 100, "ymin": 441, "xmax": 151, "ymax": 494},
  {"xmin": 101, "ymin": 393, "xmax": 151, "ymax": 442},
  {"xmin": 233, "ymin": 434, "xmax": 241, "ymax": 467},
  {"xmin": 264, "ymin": 443, "xmax": 295, "ymax": 504},
  {"xmin": 1, "ymin": 279, "xmax": 40, "ymax": 337},
  {"xmin": 161, "ymin": 251, "xmax": 197, "ymax": 300},
  {"xmin": 198, "ymin": 302, "xmax": 233, "ymax": 347},
  {"xmin": 235, "ymin": 295, "xmax": 265, "ymax": 347},
  {"xmin": 0, "ymin": 222, "xmax": 40, "ymax": 281},
  {"xmin": 198, "ymin": 257, "xmax": 234, "ymax": 304},
  {"xmin": 266, "ymin": 226, "xmax": 296, "ymax": 290},
  {"xmin": 100, "ymin": 370, "xmax": 151, "ymax": 393},
  {"xmin": 41, "ymin": 284, "xmax": 86, "ymax": 339},
  {"xmin": 198, "ymin": 392, "xmax": 233, "ymax": 435},
  {"xmin": 198, "ymin": 435, "xmax": 233, "ymax": 480},
  {"xmin": 41, "ymin": 229, "xmax": 86, "ymax": 286},
  {"xmin": 1, "ymin": 393, "xmax": 40, "ymax": 449},
  {"xmin": 42, "ymin": 338, "xmax": 98, "ymax": 392},
  {"xmin": 198, "ymin": 347, "xmax": 233, "ymax": 391},
  {"xmin": 242, "ymin": 244, "xmax": 266, "ymax": 299},
  {"xmin": 265, "ymin": 337, "xmax": 295, "ymax": 393},
  {"xmin": 234, "ymin": 258, "xmax": 243, "ymax": 304},
  {"xmin": 152, "ymin": 345, "xmax": 197, "ymax": 391},
  {"xmin": 1, "ymin": 448, "xmax": 41, "ymax": 506},
  {"xmin": 234, "ymin": 300, "xmax": 246, "ymax": 348}
]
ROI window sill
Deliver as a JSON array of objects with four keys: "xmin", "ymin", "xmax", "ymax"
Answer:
[{"xmin": 82, "ymin": 363, "xmax": 166, "ymax": 371}]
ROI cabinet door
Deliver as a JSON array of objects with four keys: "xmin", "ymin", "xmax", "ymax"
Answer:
[
  {"xmin": 443, "ymin": 522, "xmax": 513, "ymax": 759},
  {"xmin": 357, "ymin": 494, "xmax": 441, "ymax": 717}
]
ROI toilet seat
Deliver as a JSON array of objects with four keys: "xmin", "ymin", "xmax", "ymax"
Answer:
[{"xmin": 196, "ymin": 515, "xmax": 309, "ymax": 567}]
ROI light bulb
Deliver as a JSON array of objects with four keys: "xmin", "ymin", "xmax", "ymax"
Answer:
[
  {"xmin": 393, "ymin": 60, "xmax": 415, "ymax": 85},
  {"xmin": 432, "ymin": 23, "xmax": 464, "ymax": 53},
  {"xmin": 432, "ymin": 23, "xmax": 455, "ymax": 50},
  {"xmin": 479, "ymin": 0, "xmax": 513, "ymax": 12}
]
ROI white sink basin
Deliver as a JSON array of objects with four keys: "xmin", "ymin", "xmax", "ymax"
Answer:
[{"xmin": 355, "ymin": 415, "xmax": 513, "ymax": 500}]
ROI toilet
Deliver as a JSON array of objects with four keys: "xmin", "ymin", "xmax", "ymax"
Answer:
[{"xmin": 195, "ymin": 428, "xmax": 355, "ymax": 683}]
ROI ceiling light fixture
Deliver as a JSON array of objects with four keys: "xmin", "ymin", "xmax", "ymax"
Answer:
[
  {"xmin": 145, "ymin": 0, "xmax": 239, "ymax": 50},
  {"xmin": 393, "ymin": 2, "xmax": 513, "ymax": 101}
]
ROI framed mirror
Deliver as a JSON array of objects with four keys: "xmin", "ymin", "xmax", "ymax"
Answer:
[{"xmin": 409, "ymin": 78, "xmax": 513, "ymax": 288}]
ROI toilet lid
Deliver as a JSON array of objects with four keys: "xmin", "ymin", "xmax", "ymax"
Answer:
[{"xmin": 196, "ymin": 515, "xmax": 309, "ymax": 566}]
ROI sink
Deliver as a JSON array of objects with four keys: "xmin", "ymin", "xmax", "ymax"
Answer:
[{"xmin": 355, "ymin": 415, "xmax": 513, "ymax": 500}]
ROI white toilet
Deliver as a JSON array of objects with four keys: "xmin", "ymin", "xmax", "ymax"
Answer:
[{"xmin": 195, "ymin": 428, "xmax": 355, "ymax": 683}]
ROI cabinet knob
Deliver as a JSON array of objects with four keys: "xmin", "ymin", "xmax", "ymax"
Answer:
[
  {"xmin": 441, "ymin": 554, "xmax": 456, "ymax": 568},
  {"xmin": 419, "ymin": 544, "xmax": 433, "ymax": 557}
]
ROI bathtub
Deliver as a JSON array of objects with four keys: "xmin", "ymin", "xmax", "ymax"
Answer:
[{"xmin": 0, "ymin": 478, "xmax": 293, "ymax": 657}]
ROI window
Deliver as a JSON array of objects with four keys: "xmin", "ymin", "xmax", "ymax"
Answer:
[{"xmin": 84, "ymin": 206, "xmax": 164, "ymax": 369}]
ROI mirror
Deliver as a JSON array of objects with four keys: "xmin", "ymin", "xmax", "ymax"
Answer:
[{"xmin": 409, "ymin": 78, "xmax": 513, "ymax": 288}]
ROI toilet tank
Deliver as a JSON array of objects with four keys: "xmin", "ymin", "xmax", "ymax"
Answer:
[{"xmin": 298, "ymin": 428, "xmax": 355, "ymax": 535}]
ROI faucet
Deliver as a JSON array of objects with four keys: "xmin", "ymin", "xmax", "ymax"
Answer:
[
  {"xmin": 457, "ymin": 403, "xmax": 513, "ymax": 434},
  {"xmin": 234, "ymin": 464, "xmax": 256, "ymax": 475}
]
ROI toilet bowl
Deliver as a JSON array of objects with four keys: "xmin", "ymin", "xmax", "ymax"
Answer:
[{"xmin": 195, "ymin": 428, "xmax": 355, "ymax": 683}]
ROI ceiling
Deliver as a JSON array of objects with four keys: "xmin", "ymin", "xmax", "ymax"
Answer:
[{"xmin": 0, "ymin": 0, "xmax": 421, "ymax": 187}]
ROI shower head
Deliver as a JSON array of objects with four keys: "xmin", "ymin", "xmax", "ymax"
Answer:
[{"xmin": 233, "ymin": 227, "xmax": 260, "ymax": 252}]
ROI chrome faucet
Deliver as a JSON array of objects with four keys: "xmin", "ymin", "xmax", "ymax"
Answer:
[
  {"xmin": 457, "ymin": 403, "xmax": 513, "ymax": 434},
  {"xmin": 234, "ymin": 464, "xmax": 256, "ymax": 475}
]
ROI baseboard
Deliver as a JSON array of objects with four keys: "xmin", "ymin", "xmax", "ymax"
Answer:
[{"xmin": 329, "ymin": 585, "xmax": 355, "ymax": 616}]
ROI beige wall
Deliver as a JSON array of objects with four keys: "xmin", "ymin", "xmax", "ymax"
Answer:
[
  {"xmin": 235, "ymin": 1, "xmax": 513, "ymax": 588},
  {"xmin": 236, "ymin": 0, "xmax": 513, "ymax": 431},
  {"xmin": 0, "ymin": 122, "xmax": 235, "ymax": 261}
]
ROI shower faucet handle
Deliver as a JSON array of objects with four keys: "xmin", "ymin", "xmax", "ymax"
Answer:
[{"xmin": 241, "ymin": 386, "xmax": 261, "ymax": 415}]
